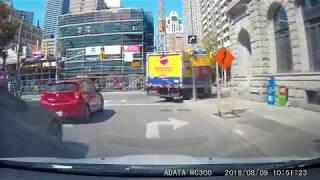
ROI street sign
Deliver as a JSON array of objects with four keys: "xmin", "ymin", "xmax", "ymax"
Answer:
[
  {"xmin": 188, "ymin": 35, "xmax": 197, "ymax": 44},
  {"xmin": 124, "ymin": 52, "xmax": 134, "ymax": 62},
  {"xmin": 214, "ymin": 48, "xmax": 234, "ymax": 70},
  {"xmin": 191, "ymin": 55, "xmax": 211, "ymax": 67}
]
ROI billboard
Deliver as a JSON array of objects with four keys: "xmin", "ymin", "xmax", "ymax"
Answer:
[
  {"xmin": 32, "ymin": 51, "xmax": 45, "ymax": 59},
  {"xmin": 85, "ymin": 46, "xmax": 121, "ymax": 56},
  {"xmin": 148, "ymin": 54, "xmax": 181, "ymax": 78},
  {"xmin": 123, "ymin": 45, "xmax": 141, "ymax": 53}
]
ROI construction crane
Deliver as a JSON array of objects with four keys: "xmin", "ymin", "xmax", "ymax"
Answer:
[{"xmin": 158, "ymin": 0, "xmax": 167, "ymax": 52}]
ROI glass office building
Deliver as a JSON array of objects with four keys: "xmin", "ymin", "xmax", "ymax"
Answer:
[{"xmin": 58, "ymin": 8, "xmax": 154, "ymax": 79}]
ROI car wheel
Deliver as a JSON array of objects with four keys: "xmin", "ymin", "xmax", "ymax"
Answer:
[
  {"xmin": 83, "ymin": 104, "xmax": 91, "ymax": 122},
  {"xmin": 165, "ymin": 97, "xmax": 174, "ymax": 102},
  {"xmin": 49, "ymin": 120, "xmax": 62, "ymax": 142},
  {"xmin": 98, "ymin": 97, "xmax": 104, "ymax": 112}
]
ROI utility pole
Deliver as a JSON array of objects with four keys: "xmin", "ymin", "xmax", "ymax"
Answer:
[
  {"xmin": 1, "ymin": 50, "xmax": 8, "ymax": 78},
  {"xmin": 16, "ymin": 16, "xmax": 24, "ymax": 96},
  {"xmin": 189, "ymin": 0, "xmax": 197, "ymax": 101}
]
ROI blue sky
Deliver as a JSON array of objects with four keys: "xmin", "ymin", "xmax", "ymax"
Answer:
[{"xmin": 12, "ymin": 0, "xmax": 183, "ymax": 26}]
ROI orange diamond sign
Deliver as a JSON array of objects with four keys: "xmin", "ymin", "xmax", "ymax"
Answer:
[{"xmin": 214, "ymin": 48, "xmax": 234, "ymax": 70}]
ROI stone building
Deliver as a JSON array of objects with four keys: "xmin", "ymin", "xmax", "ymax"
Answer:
[{"xmin": 227, "ymin": 0, "xmax": 320, "ymax": 110}]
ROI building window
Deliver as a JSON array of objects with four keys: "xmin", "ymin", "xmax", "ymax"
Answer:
[
  {"xmin": 302, "ymin": 0, "xmax": 320, "ymax": 71},
  {"xmin": 274, "ymin": 6, "xmax": 293, "ymax": 73}
]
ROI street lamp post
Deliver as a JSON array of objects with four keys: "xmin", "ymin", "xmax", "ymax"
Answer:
[{"xmin": 16, "ymin": 16, "xmax": 24, "ymax": 97}]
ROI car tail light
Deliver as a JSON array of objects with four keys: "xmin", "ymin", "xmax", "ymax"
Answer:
[
  {"xmin": 74, "ymin": 92, "xmax": 81, "ymax": 99},
  {"xmin": 74, "ymin": 88, "xmax": 82, "ymax": 99}
]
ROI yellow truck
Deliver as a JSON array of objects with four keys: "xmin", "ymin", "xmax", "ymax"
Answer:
[{"xmin": 146, "ymin": 52, "xmax": 212, "ymax": 100}]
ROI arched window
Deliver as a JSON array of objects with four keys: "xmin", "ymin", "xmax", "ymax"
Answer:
[
  {"xmin": 237, "ymin": 28, "xmax": 252, "ymax": 76},
  {"xmin": 274, "ymin": 6, "xmax": 293, "ymax": 73},
  {"xmin": 302, "ymin": 0, "xmax": 320, "ymax": 71}
]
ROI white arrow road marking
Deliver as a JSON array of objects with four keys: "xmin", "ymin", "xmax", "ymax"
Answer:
[
  {"xmin": 121, "ymin": 100, "xmax": 127, "ymax": 103},
  {"xmin": 145, "ymin": 118, "xmax": 189, "ymax": 139}
]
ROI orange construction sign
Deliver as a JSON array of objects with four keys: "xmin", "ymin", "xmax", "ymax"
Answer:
[{"xmin": 214, "ymin": 48, "xmax": 234, "ymax": 70}]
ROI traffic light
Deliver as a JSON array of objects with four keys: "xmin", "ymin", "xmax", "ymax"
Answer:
[
  {"xmin": 99, "ymin": 52, "xmax": 106, "ymax": 61},
  {"xmin": 99, "ymin": 47, "xmax": 106, "ymax": 61}
]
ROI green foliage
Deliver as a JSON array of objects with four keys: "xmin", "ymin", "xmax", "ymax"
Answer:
[
  {"xmin": 0, "ymin": 3, "xmax": 19, "ymax": 51},
  {"xmin": 200, "ymin": 32, "xmax": 218, "ymax": 53}
]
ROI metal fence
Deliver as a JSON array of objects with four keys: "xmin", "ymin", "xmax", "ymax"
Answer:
[{"xmin": 92, "ymin": 74, "xmax": 145, "ymax": 92}]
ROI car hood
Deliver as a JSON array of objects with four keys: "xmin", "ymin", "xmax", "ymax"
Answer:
[{"xmin": 0, "ymin": 155, "xmax": 317, "ymax": 165}]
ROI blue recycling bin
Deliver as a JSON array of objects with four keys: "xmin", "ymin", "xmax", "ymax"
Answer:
[{"xmin": 267, "ymin": 77, "xmax": 276, "ymax": 105}]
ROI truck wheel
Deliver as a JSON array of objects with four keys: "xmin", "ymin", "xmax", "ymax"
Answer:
[{"xmin": 182, "ymin": 90, "xmax": 192, "ymax": 100}]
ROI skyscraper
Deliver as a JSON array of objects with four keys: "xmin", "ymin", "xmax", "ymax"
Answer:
[
  {"xmin": 165, "ymin": 11, "xmax": 184, "ymax": 51},
  {"xmin": 62, "ymin": 0, "xmax": 70, "ymax": 14},
  {"xmin": 200, "ymin": 0, "xmax": 231, "ymax": 48},
  {"xmin": 43, "ymin": 0, "xmax": 69, "ymax": 55},
  {"xmin": 16, "ymin": 10, "xmax": 34, "ymax": 24},
  {"xmin": 182, "ymin": 0, "xmax": 202, "ymax": 49},
  {"xmin": 166, "ymin": 11, "xmax": 183, "ymax": 33},
  {"xmin": 44, "ymin": 0, "xmax": 65, "ymax": 38},
  {"xmin": 69, "ymin": 0, "xmax": 107, "ymax": 14}
]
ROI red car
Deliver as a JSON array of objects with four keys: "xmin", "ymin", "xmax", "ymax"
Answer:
[{"xmin": 40, "ymin": 80, "xmax": 104, "ymax": 121}]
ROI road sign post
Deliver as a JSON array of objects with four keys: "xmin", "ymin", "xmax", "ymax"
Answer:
[
  {"xmin": 215, "ymin": 62, "xmax": 221, "ymax": 116},
  {"xmin": 188, "ymin": 35, "xmax": 198, "ymax": 101},
  {"xmin": 214, "ymin": 48, "xmax": 234, "ymax": 117}
]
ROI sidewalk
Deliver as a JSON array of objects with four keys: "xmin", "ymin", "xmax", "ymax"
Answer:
[
  {"xmin": 21, "ymin": 94, "xmax": 41, "ymax": 102},
  {"xmin": 185, "ymin": 97, "xmax": 320, "ymax": 136}
]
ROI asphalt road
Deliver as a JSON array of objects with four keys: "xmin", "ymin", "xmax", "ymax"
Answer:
[{"xmin": 60, "ymin": 92, "xmax": 320, "ymax": 159}]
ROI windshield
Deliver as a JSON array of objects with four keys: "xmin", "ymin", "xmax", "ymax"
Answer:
[
  {"xmin": 45, "ymin": 83, "xmax": 78, "ymax": 92},
  {"xmin": 1, "ymin": 0, "xmax": 320, "ymax": 177}
]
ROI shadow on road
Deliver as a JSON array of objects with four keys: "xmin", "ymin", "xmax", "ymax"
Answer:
[
  {"xmin": 63, "ymin": 110, "xmax": 116, "ymax": 125},
  {"xmin": 155, "ymin": 98, "xmax": 184, "ymax": 103},
  {"xmin": 0, "ymin": 125, "xmax": 89, "ymax": 159}
]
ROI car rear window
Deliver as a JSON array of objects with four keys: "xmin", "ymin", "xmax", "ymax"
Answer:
[{"xmin": 45, "ymin": 83, "xmax": 78, "ymax": 92}]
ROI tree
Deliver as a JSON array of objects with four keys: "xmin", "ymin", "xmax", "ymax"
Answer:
[
  {"xmin": 200, "ymin": 32, "xmax": 219, "ymax": 84},
  {"xmin": 0, "ymin": 3, "xmax": 19, "ymax": 75},
  {"xmin": 200, "ymin": 31, "xmax": 218, "ymax": 53}
]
